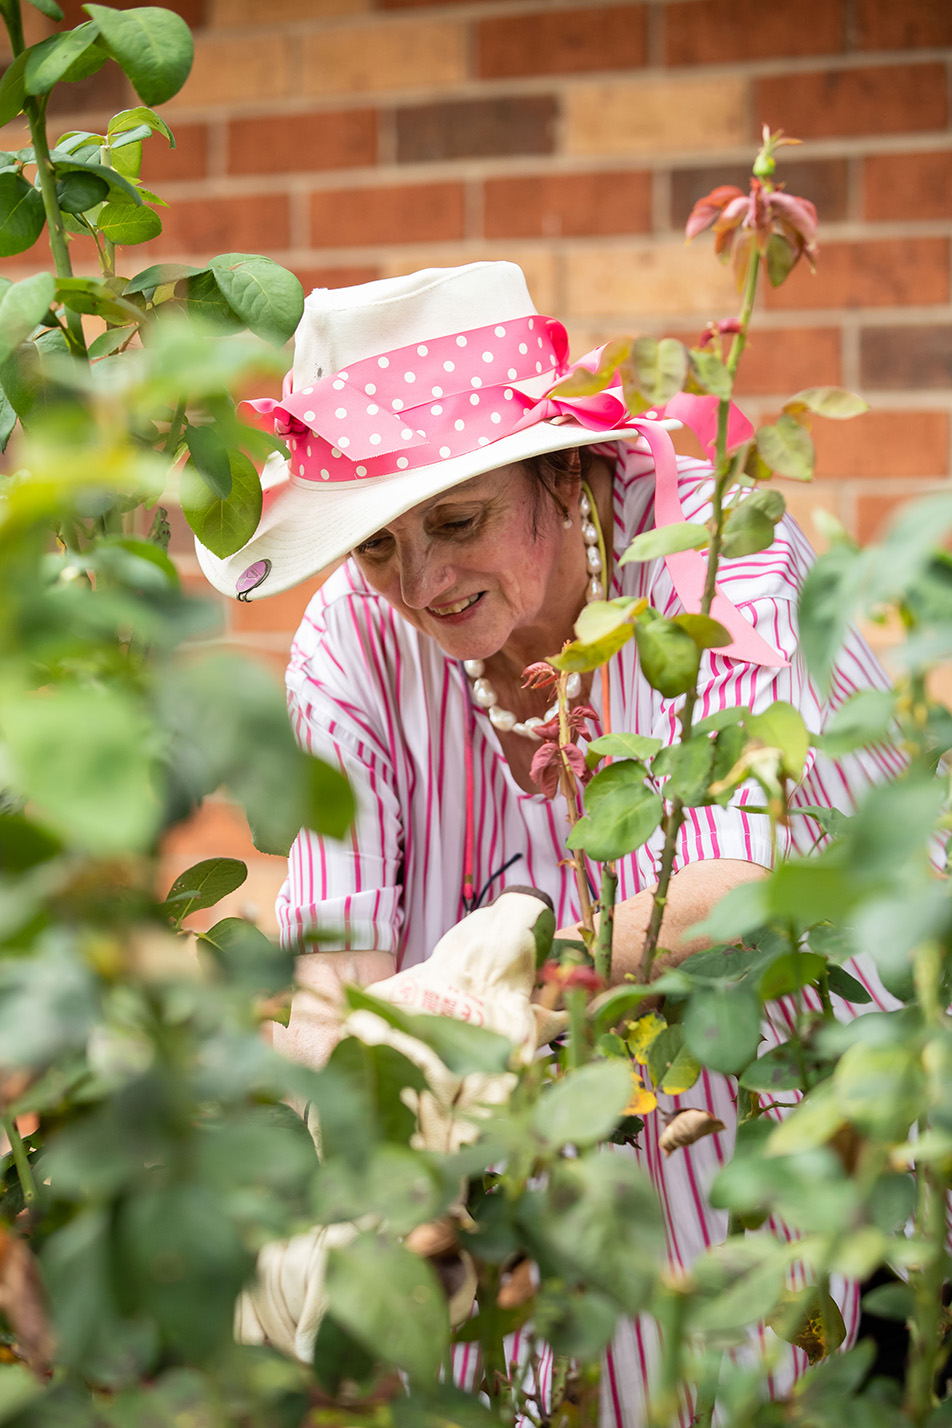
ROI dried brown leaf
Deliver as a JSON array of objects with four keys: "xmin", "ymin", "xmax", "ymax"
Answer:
[{"xmin": 658, "ymin": 1108, "xmax": 725, "ymax": 1157}]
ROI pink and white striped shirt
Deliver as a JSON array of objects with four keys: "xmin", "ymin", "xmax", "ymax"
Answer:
[{"xmin": 278, "ymin": 441, "xmax": 903, "ymax": 1426}]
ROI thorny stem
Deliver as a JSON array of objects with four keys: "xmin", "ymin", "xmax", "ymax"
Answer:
[
  {"xmin": 593, "ymin": 863, "xmax": 616, "ymax": 983},
  {"xmin": 640, "ymin": 243, "xmax": 762, "ymax": 982},
  {"xmin": 557, "ymin": 671, "xmax": 595, "ymax": 936},
  {"xmin": 2, "ymin": 1113, "xmax": 36, "ymax": 1205}
]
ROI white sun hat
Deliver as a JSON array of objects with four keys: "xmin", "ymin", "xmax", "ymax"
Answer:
[{"xmin": 195, "ymin": 260, "xmax": 672, "ymax": 601}]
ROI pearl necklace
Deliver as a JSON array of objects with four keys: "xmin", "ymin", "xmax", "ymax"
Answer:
[{"xmin": 463, "ymin": 483, "xmax": 606, "ymax": 742}]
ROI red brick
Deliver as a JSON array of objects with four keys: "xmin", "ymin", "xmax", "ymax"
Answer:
[
  {"xmin": 479, "ymin": 5, "xmax": 646, "ymax": 80},
  {"xmin": 764, "ymin": 237, "xmax": 949, "ymax": 311},
  {"xmin": 396, "ymin": 96, "xmax": 558, "ymax": 164},
  {"xmin": 309, "ymin": 181, "xmax": 464, "ymax": 248},
  {"xmin": 813, "ymin": 410, "xmax": 949, "ymax": 478},
  {"xmin": 734, "ymin": 326, "xmax": 842, "ymax": 396},
  {"xmin": 860, "ymin": 325, "xmax": 952, "ymax": 389},
  {"xmin": 162, "ymin": 797, "xmax": 257, "ymax": 861},
  {"xmin": 855, "ymin": 0, "xmax": 952, "ymax": 50},
  {"xmin": 143, "ymin": 122, "xmax": 208, "ymax": 184},
  {"xmin": 231, "ymin": 570, "xmax": 330, "ymax": 634},
  {"xmin": 666, "ymin": 0, "xmax": 845, "ymax": 64},
  {"xmin": 755, "ymin": 63, "xmax": 947, "ymax": 141},
  {"xmin": 295, "ymin": 264, "xmax": 380, "ymax": 293},
  {"xmin": 670, "ymin": 158, "xmax": 848, "ymax": 231},
  {"xmin": 228, "ymin": 109, "xmax": 376, "ymax": 177},
  {"xmin": 58, "ymin": 0, "xmax": 206, "ymax": 24},
  {"xmin": 143, "ymin": 192, "xmax": 291, "ymax": 257},
  {"xmin": 855, "ymin": 492, "xmax": 911, "ymax": 544},
  {"xmin": 483, "ymin": 170, "xmax": 652, "ymax": 240},
  {"xmin": 864, "ymin": 149, "xmax": 952, "ymax": 222}
]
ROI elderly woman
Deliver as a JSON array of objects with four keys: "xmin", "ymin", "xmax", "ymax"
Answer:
[{"xmin": 197, "ymin": 261, "xmax": 898, "ymax": 1421}]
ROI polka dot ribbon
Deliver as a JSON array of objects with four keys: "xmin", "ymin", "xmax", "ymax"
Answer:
[
  {"xmin": 242, "ymin": 320, "xmax": 786, "ymax": 668},
  {"xmin": 242, "ymin": 314, "xmax": 645, "ymax": 484}
]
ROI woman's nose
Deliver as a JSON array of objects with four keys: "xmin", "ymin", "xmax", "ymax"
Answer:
[{"xmin": 398, "ymin": 545, "xmax": 453, "ymax": 609}]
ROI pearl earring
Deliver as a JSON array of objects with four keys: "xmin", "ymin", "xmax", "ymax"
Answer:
[{"xmin": 562, "ymin": 513, "xmax": 573, "ymax": 530}]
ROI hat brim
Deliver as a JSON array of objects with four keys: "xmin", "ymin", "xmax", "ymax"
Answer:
[{"xmin": 196, "ymin": 418, "xmax": 676, "ymax": 600}]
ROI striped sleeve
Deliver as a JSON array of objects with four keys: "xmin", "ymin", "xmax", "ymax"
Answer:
[{"xmin": 276, "ymin": 581, "xmax": 405, "ymax": 955}]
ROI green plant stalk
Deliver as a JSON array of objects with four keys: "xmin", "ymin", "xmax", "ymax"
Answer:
[
  {"xmin": 639, "ymin": 245, "xmax": 762, "ymax": 982},
  {"xmin": 1, "ymin": 5, "xmax": 88, "ymax": 357},
  {"xmin": 565, "ymin": 987, "xmax": 587, "ymax": 1071},
  {"xmin": 1, "ymin": 1112, "xmax": 36, "ymax": 1205},
  {"xmin": 905, "ymin": 938, "xmax": 948, "ymax": 1424},
  {"xmin": 593, "ymin": 863, "xmax": 616, "ymax": 983}
]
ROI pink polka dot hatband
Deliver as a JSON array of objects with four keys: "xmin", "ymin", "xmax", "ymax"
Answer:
[{"xmin": 194, "ymin": 262, "xmax": 674, "ymax": 601}]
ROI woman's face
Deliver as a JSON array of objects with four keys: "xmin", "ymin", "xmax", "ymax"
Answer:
[{"xmin": 352, "ymin": 462, "xmax": 581, "ymax": 662}]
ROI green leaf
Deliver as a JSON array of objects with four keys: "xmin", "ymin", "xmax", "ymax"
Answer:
[
  {"xmin": 0, "ymin": 684, "xmax": 161, "ymax": 854},
  {"xmin": 833, "ymin": 1041, "xmax": 925, "ymax": 1139},
  {"xmin": 756, "ymin": 414, "xmax": 815, "ymax": 481},
  {"xmin": 185, "ymin": 422, "xmax": 232, "ymax": 499},
  {"xmin": 183, "ymin": 268, "xmax": 243, "ymax": 331},
  {"xmin": 784, "ymin": 386, "xmax": 869, "ymax": 421},
  {"xmin": 97, "ymin": 199, "xmax": 162, "ymax": 244},
  {"xmin": 688, "ymin": 346, "xmax": 733, "ymax": 399},
  {"xmin": 547, "ymin": 337, "xmax": 630, "ymax": 399},
  {"xmin": 621, "ymin": 521, "xmax": 709, "ymax": 564},
  {"xmin": 311, "ymin": 1314, "xmax": 377, "ymax": 1400},
  {"xmin": 569, "ymin": 760, "xmax": 662, "ymax": 861},
  {"xmin": 683, "ymin": 983, "xmax": 762, "ymax": 1073},
  {"xmin": 573, "ymin": 596, "xmax": 642, "ymax": 644},
  {"xmin": 162, "ymin": 857, "xmax": 248, "ymax": 920},
  {"xmin": 326, "ymin": 1234, "xmax": 448, "ymax": 1382},
  {"xmin": 860, "ymin": 1280, "xmax": 914, "ymax": 1323},
  {"xmin": 588, "ymin": 732, "xmax": 663, "ymax": 761},
  {"xmin": 85, "ymin": 4, "xmax": 194, "ymax": 106},
  {"xmin": 550, "ymin": 623, "xmax": 634, "ymax": 673},
  {"xmin": 745, "ymin": 700, "xmax": 809, "ymax": 780},
  {"xmin": 634, "ymin": 617, "xmax": 701, "ymax": 698},
  {"xmin": 765, "ymin": 232, "xmax": 797, "ymax": 287},
  {"xmin": 0, "ymin": 1364, "xmax": 44, "ymax": 1422},
  {"xmin": 814, "ymin": 689, "xmax": 895, "ymax": 757},
  {"xmin": 0, "ymin": 271, "xmax": 55, "ymax": 365},
  {"xmin": 721, "ymin": 489, "xmax": 786, "ymax": 559},
  {"xmin": 124, "ymin": 261, "xmax": 203, "ymax": 296},
  {"xmin": 827, "ymin": 965, "xmax": 872, "ymax": 1005},
  {"xmin": 208, "ymin": 252, "xmax": 305, "ymax": 345},
  {"xmin": 0, "ymin": 170, "xmax": 45, "ymax": 256},
  {"xmin": 757, "ymin": 950, "xmax": 825, "ymax": 1001},
  {"xmin": 55, "ymin": 275, "xmax": 143, "ymax": 324},
  {"xmin": 627, "ymin": 335, "xmax": 688, "ymax": 406},
  {"xmin": 739, "ymin": 1042, "xmax": 805, "ymax": 1092},
  {"xmin": 767, "ymin": 1284, "xmax": 846, "ymax": 1364},
  {"xmin": 0, "ymin": 378, "xmax": 15, "ymax": 451},
  {"xmin": 27, "ymin": 0, "xmax": 65, "ymax": 18},
  {"xmin": 24, "ymin": 22, "xmax": 103, "ymax": 95},
  {"xmin": 531, "ymin": 1059, "xmax": 632, "ymax": 1147},
  {"xmin": 55, "ymin": 167, "xmax": 109, "ymax": 213},
  {"xmin": 50, "ymin": 150, "xmax": 144, "ymax": 205},
  {"xmin": 673, "ymin": 612, "xmax": 730, "ymax": 649},
  {"xmin": 88, "ymin": 324, "xmax": 136, "ymax": 358},
  {"xmin": 0, "ymin": 50, "xmax": 29, "ymax": 129},
  {"xmin": 108, "ymin": 104, "xmax": 175, "ymax": 147},
  {"xmin": 651, "ymin": 738, "xmax": 714, "ymax": 805}
]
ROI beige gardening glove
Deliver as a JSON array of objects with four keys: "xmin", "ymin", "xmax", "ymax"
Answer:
[{"xmin": 235, "ymin": 888, "xmax": 560, "ymax": 1361}]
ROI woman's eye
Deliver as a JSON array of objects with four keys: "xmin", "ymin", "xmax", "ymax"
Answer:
[
  {"xmin": 439, "ymin": 516, "xmax": 477, "ymax": 536},
  {"xmin": 356, "ymin": 535, "xmax": 391, "ymax": 557}
]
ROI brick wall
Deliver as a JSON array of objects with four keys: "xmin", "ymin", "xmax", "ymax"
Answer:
[{"xmin": 3, "ymin": 0, "xmax": 951, "ymax": 926}]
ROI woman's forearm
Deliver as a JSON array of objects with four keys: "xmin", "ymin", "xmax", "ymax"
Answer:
[
  {"xmin": 560, "ymin": 859, "xmax": 769, "ymax": 986},
  {"xmin": 272, "ymin": 949, "xmax": 396, "ymax": 1071}
]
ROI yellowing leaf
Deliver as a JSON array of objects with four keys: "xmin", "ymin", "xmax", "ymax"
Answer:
[
  {"xmin": 624, "ymin": 1071, "xmax": 658, "ymax": 1117},
  {"xmin": 627, "ymin": 1012, "xmax": 667, "ymax": 1064}
]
